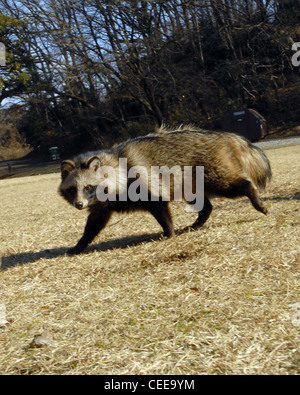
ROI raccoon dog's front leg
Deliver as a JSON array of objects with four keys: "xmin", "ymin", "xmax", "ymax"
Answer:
[
  {"xmin": 68, "ymin": 209, "xmax": 111, "ymax": 255},
  {"xmin": 147, "ymin": 201, "xmax": 175, "ymax": 237}
]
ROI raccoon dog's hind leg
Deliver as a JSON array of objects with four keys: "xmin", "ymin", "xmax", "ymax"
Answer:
[
  {"xmin": 220, "ymin": 178, "xmax": 268, "ymax": 215},
  {"xmin": 244, "ymin": 181, "xmax": 268, "ymax": 215},
  {"xmin": 186, "ymin": 177, "xmax": 268, "ymax": 232},
  {"xmin": 190, "ymin": 197, "xmax": 213, "ymax": 229}
]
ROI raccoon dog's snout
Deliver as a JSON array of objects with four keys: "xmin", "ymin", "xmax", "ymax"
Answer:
[{"xmin": 75, "ymin": 201, "xmax": 84, "ymax": 210}]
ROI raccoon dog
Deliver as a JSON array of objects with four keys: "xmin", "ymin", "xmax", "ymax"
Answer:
[{"xmin": 59, "ymin": 125, "xmax": 271, "ymax": 254}]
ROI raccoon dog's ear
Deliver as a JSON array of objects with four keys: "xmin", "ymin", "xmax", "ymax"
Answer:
[
  {"xmin": 61, "ymin": 160, "xmax": 76, "ymax": 179},
  {"xmin": 87, "ymin": 156, "xmax": 101, "ymax": 172}
]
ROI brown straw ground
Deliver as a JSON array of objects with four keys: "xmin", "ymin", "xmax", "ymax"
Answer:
[{"xmin": 0, "ymin": 144, "xmax": 299, "ymax": 375}]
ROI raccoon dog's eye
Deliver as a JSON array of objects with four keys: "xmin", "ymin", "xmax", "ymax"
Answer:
[{"xmin": 85, "ymin": 185, "xmax": 93, "ymax": 192}]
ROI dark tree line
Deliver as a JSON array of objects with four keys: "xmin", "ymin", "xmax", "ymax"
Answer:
[{"xmin": 0, "ymin": 0, "xmax": 299, "ymax": 155}]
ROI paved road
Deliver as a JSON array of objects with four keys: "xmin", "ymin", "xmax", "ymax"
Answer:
[
  {"xmin": 0, "ymin": 158, "xmax": 60, "ymax": 180},
  {"xmin": 254, "ymin": 136, "xmax": 300, "ymax": 150}
]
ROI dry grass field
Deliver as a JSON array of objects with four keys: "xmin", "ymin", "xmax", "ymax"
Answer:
[{"xmin": 0, "ymin": 144, "xmax": 299, "ymax": 375}]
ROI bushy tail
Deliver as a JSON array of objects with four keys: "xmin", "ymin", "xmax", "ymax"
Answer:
[{"xmin": 244, "ymin": 144, "xmax": 272, "ymax": 191}]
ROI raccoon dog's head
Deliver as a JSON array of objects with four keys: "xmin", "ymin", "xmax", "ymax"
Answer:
[{"xmin": 59, "ymin": 156, "xmax": 101, "ymax": 210}]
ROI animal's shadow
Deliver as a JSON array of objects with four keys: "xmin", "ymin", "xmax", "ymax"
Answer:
[
  {"xmin": 1, "ymin": 232, "xmax": 165, "ymax": 270},
  {"xmin": 1, "ymin": 224, "xmax": 197, "ymax": 271},
  {"xmin": 264, "ymin": 193, "xmax": 300, "ymax": 202}
]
